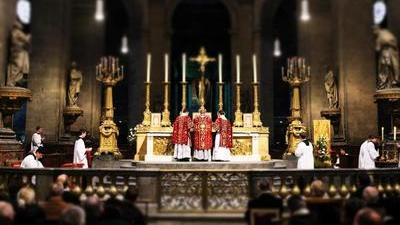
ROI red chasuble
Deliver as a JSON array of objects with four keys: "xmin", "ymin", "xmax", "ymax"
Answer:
[
  {"xmin": 172, "ymin": 114, "xmax": 192, "ymax": 145},
  {"xmin": 214, "ymin": 117, "xmax": 233, "ymax": 148},
  {"xmin": 193, "ymin": 115, "xmax": 213, "ymax": 150}
]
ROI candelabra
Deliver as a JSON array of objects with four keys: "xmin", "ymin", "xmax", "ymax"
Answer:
[
  {"xmin": 217, "ymin": 82, "xmax": 224, "ymax": 111},
  {"xmin": 282, "ymin": 57, "xmax": 310, "ymax": 156},
  {"xmin": 181, "ymin": 81, "xmax": 188, "ymax": 111},
  {"xmin": 233, "ymin": 82, "xmax": 243, "ymax": 127},
  {"xmin": 95, "ymin": 56, "xmax": 124, "ymax": 157},
  {"xmin": 161, "ymin": 81, "xmax": 171, "ymax": 126},
  {"xmin": 252, "ymin": 82, "xmax": 262, "ymax": 127},
  {"xmin": 142, "ymin": 82, "xmax": 151, "ymax": 126}
]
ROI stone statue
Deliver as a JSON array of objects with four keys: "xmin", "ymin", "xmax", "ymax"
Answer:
[
  {"xmin": 6, "ymin": 21, "xmax": 31, "ymax": 87},
  {"xmin": 324, "ymin": 67, "xmax": 338, "ymax": 109},
  {"xmin": 373, "ymin": 26, "xmax": 400, "ymax": 88},
  {"xmin": 67, "ymin": 62, "xmax": 83, "ymax": 107}
]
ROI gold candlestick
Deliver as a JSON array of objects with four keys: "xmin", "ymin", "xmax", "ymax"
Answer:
[
  {"xmin": 142, "ymin": 81, "xmax": 151, "ymax": 126},
  {"xmin": 282, "ymin": 57, "xmax": 310, "ymax": 156},
  {"xmin": 217, "ymin": 82, "xmax": 224, "ymax": 111},
  {"xmin": 252, "ymin": 82, "xmax": 262, "ymax": 127},
  {"xmin": 96, "ymin": 56, "xmax": 124, "ymax": 157},
  {"xmin": 181, "ymin": 81, "xmax": 188, "ymax": 111},
  {"xmin": 161, "ymin": 81, "xmax": 171, "ymax": 126},
  {"xmin": 233, "ymin": 82, "xmax": 243, "ymax": 127}
]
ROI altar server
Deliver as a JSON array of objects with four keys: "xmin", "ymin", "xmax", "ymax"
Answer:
[
  {"xmin": 212, "ymin": 111, "xmax": 232, "ymax": 161},
  {"xmin": 21, "ymin": 146, "xmax": 45, "ymax": 168},
  {"xmin": 73, "ymin": 129, "xmax": 91, "ymax": 168},
  {"xmin": 358, "ymin": 135, "xmax": 379, "ymax": 169},
  {"xmin": 294, "ymin": 133, "xmax": 314, "ymax": 169},
  {"xmin": 193, "ymin": 108, "xmax": 213, "ymax": 161},
  {"xmin": 30, "ymin": 126, "xmax": 44, "ymax": 152},
  {"xmin": 172, "ymin": 109, "xmax": 192, "ymax": 161}
]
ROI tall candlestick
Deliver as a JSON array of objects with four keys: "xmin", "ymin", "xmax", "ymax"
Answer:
[
  {"xmin": 381, "ymin": 127, "xmax": 384, "ymax": 141},
  {"xmin": 164, "ymin": 53, "xmax": 169, "ymax": 82},
  {"xmin": 218, "ymin": 54, "xmax": 223, "ymax": 83},
  {"xmin": 182, "ymin": 53, "xmax": 186, "ymax": 82},
  {"xmin": 146, "ymin": 53, "xmax": 151, "ymax": 82},
  {"xmin": 394, "ymin": 126, "xmax": 397, "ymax": 141},
  {"xmin": 252, "ymin": 54, "xmax": 257, "ymax": 83},
  {"xmin": 236, "ymin": 55, "xmax": 240, "ymax": 83}
]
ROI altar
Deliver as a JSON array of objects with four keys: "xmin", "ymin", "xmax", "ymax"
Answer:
[{"xmin": 134, "ymin": 126, "xmax": 270, "ymax": 162}]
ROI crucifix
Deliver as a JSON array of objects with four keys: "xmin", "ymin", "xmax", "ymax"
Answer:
[{"xmin": 190, "ymin": 47, "xmax": 216, "ymax": 110}]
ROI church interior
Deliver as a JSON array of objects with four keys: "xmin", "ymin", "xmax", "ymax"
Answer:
[{"xmin": 0, "ymin": 0, "xmax": 400, "ymax": 225}]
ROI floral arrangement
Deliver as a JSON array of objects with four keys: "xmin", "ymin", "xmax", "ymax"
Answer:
[
  {"xmin": 127, "ymin": 126, "xmax": 138, "ymax": 145},
  {"xmin": 314, "ymin": 136, "xmax": 332, "ymax": 168}
]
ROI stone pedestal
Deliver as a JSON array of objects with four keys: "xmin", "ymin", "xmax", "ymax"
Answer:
[
  {"xmin": 0, "ymin": 86, "xmax": 32, "ymax": 165},
  {"xmin": 60, "ymin": 106, "xmax": 83, "ymax": 143},
  {"xmin": 134, "ymin": 126, "xmax": 270, "ymax": 162}
]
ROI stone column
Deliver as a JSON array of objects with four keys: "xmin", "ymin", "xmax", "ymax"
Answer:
[
  {"xmin": 26, "ymin": 0, "xmax": 71, "ymax": 142},
  {"xmin": 0, "ymin": 0, "xmax": 16, "ymax": 86}
]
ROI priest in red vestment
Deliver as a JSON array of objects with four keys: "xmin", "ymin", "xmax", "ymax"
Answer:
[
  {"xmin": 172, "ymin": 109, "xmax": 192, "ymax": 161},
  {"xmin": 213, "ymin": 111, "xmax": 232, "ymax": 161},
  {"xmin": 192, "ymin": 108, "xmax": 213, "ymax": 161}
]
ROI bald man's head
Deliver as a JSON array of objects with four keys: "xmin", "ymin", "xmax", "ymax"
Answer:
[
  {"xmin": 0, "ymin": 201, "xmax": 15, "ymax": 222},
  {"xmin": 362, "ymin": 186, "xmax": 379, "ymax": 204},
  {"xmin": 353, "ymin": 208, "xmax": 382, "ymax": 225}
]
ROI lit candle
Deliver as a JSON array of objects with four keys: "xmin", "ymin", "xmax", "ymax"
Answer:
[
  {"xmin": 236, "ymin": 55, "xmax": 240, "ymax": 83},
  {"xmin": 146, "ymin": 53, "xmax": 151, "ymax": 82},
  {"xmin": 164, "ymin": 53, "xmax": 169, "ymax": 82},
  {"xmin": 381, "ymin": 127, "xmax": 384, "ymax": 141},
  {"xmin": 252, "ymin": 54, "xmax": 257, "ymax": 83},
  {"xmin": 182, "ymin": 53, "xmax": 186, "ymax": 82},
  {"xmin": 218, "ymin": 54, "xmax": 222, "ymax": 83},
  {"xmin": 394, "ymin": 126, "xmax": 397, "ymax": 141}
]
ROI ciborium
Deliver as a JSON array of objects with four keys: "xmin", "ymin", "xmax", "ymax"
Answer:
[
  {"xmin": 95, "ymin": 56, "xmax": 124, "ymax": 157},
  {"xmin": 282, "ymin": 57, "xmax": 310, "ymax": 156}
]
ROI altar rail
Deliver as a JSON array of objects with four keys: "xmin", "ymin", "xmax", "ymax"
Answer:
[{"xmin": 0, "ymin": 168, "xmax": 399, "ymax": 213}]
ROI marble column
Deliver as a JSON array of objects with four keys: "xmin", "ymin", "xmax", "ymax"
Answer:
[{"xmin": 26, "ymin": 0, "xmax": 71, "ymax": 142}]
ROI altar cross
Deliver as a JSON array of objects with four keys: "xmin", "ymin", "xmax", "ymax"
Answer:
[{"xmin": 190, "ymin": 47, "xmax": 216, "ymax": 73}]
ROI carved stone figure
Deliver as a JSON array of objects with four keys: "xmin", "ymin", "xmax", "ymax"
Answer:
[
  {"xmin": 6, "ymin": 21, "xmax": 31, "ymax": 87},
  {"xmin": 324, "ymin": 68, "xmax": 338, "ymax": 109},
  {"xmin": 67, "ymin": 62, "xmax": 83, "ymax": 107},
  {"xmin": 374, "ymin": 26, "xmax": 400, "ymax": 88}
]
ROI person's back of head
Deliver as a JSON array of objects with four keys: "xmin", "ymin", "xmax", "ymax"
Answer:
[
  {"xmin": 0, "ymin": 201, "xmax": 15, "ymax": 225},
  {"xmin": 50, "ymin": 182, "xmax": 64, "ymax": 197},
  {"xmin": 363, "ymin": 186, "xmax": 380, "ymax": 205},
  {"xmin": 287, "ymin": 195, "xmax": 308, "ymax": 214},
  {"xmin": 310, "ymin": 180, "xmax": 325, "ymax": 197},
  {"xmin": 353, "ymin": 208, "xmax": 382, "ymax": 225},
  {"xmin": 60, "ymin": 205, "xmax": 86, "ymax": 225},
  {"xmin": 17, "ymin": 186, "xmax": 36, "ymax": 208}
]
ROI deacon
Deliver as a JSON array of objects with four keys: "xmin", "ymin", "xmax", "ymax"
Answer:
[
  {"xmin": 294, "ymin": 133, "xmax": 314, "ymax": 169},
  {"xmin": 73, "ymin": 129, "xmax": 92, "ymax": 168},
  {"xmin": 172, "ymin": 109, "xmax": 192, "ymax": 161},
  {"xmin": 212, "ymin": 111, "xmax": 232, "ymax": 161},
  {"xmin": 20, "ymin": 146, "xmax": 45, "ymax": 168},
  {"xmin": 358, "ymin": 135, "xmax": 379, "ymax": 169},
  {"xmin": 193, "ymin": 107, "xmax": 213, "ymax": 161}
]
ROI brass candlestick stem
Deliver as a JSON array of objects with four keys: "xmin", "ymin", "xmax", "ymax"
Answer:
[
  {"xmin": 217, "ymin": 82, "xmax": 224, "ymax": 111},
  {"xmin": 95, "ymin": 56, "xmax": 124, "ymax": 157},
  {"xmin": 161, "ymin": 82, "xmax": 171, "ymax": 126},
  {"xmin": 142, "ymin": 81, "xmax": 151, "ymax": 126},
  {"xmin": 181, "ymin": 81, "xmax": 188, "ymax": 111},
  {"xmin": 282, "ymin": 57, "xmax": 310, "ymax": 156},
  {"xmin": 233, "ymin": 82, "xmax": 243, "ymax": 127},
  {"xmin": 252, "ymin": 82, "xmax": 262, "ymax": 127}
]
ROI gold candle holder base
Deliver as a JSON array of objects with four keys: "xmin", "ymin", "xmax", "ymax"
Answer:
[
  {"xmin": 142, "ymin": 81, "xmax": 152, "ymax": 126},
  {"xmin": 233, "ymin": 82, "xmax": 243, "ymax": 127},
  {"xmin": 161, "ymin": 82, "xmax": 171, "ymax": 127},
  {"xmin": 252, "ymin": 82, "xmax": 262, "ymax": 127}
]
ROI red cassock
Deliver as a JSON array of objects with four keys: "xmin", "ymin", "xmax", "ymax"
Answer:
[
  {"xmin": 172, "ymin": 115, "xmax": 192, "ymax": 145},
  {"xmin": 193, "ymin": 115, "xmax": 213, "ymax": 150},
  {"xmin": 214, "ymin": 117, "xmax": 233, "ymax": 148}
]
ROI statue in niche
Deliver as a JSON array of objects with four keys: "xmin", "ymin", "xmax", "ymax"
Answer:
[
  {"xmin": 324, "ymin": 67, "xmax": 338, "ymax": 109},
  {"xmin": 6, "ymin": 20, "xmax": 31, "ymax": 87},
  {"xmin": 373, "ymin": 26, "xmax": 400, "ymax": 88},
  {"xmin": 67, "ymin": 62, "xmax": 83, "ymax": 107}
]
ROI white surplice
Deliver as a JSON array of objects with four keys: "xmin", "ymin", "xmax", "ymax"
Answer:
[
  {"xmin": 295, "ymin": 141, "xmax": 314, "ymax": 169},
  {"xmin": 20, "ymin": 154, "xmax": 44, "ymax": 168},
  {"xmin": 73, "ymin": 138, "xmax": 89, "ymax": 168},
  {"xmin": 358, "ymin": 140, "xmax": 379, "ymax": 169}
]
